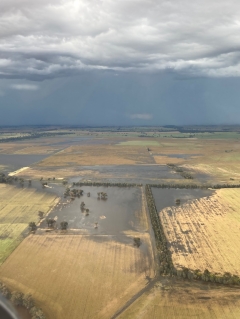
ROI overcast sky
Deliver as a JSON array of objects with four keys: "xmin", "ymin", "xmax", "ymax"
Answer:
[{"xmin": 1, "ymin": 0, "xmax": 240, "ymax": 125}]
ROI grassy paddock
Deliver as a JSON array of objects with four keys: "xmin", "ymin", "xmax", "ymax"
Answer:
[{"xmin": 0, "ymin": 184, "xmax": 57, "ymax": 264}]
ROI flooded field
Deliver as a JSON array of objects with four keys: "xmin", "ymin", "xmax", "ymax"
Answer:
[
  {"xmin": 0, "ymin": 154, "xmax": 50, "ymax": 172},
  {"xmin": 152, "ymin": 187, "xmax": 214, "ymax": 212},
  {"xmin": 70, "ymin": 165, "xmax": 183, "ymax": 184},
  {"xmin": 40, "ymin": 186, "xmax": 145, "ymax": 237}
]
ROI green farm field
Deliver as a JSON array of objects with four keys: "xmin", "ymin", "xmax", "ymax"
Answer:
[{"xmin": 0, "ymin": 184, "xmax": 57, "ymax": 264}]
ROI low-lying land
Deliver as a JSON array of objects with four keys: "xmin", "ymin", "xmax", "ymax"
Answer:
[
  {"xmin": 38, "ymin": 145, "xmax": 155, "ymax": 166},
  {"xmin": 1, "ymin": 127, "xmax": 240, "ymax": 319},
  {"xmin": 0, "ymin": 184, "xmax": 57, "ymax": 264},
  {"xmin": 0, "ymin": 184, "xmax": 154, "ymax": 319},
  {"xmin": 159, "ymin": 188, "xmax": 240, "ymax": 276}
]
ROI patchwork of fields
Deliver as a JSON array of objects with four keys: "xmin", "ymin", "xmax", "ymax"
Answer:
[
  {"xmin": 160, "ymin": 188, "xmax": 240, "ymax": 275},
  {"xmin": 1, "ymin": 132, "xmax": 240, "ymax": 319},
  {"xmin": 38, "ymin": 144, "xmax": 155, "ymax": 166}
]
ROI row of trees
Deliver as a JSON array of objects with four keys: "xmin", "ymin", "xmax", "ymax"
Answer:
[
  {"xmin": 167, "ymin": 164, "xmax": 193, "ymax": 179},
  {"xmin": 0, "ymin": 173, "xmax": 31, "ymax": 185},
  {"xmin": 72, "ymin": 182, "xmax": 142, "ymax": 187},
  {"xmin": 0, "ymin": 282, "xmax": 46, "ymax": 319},
  {"xmin": 0, "ymin": 131, "xmax": 75, "ymax": 143},
  {"xmin": 29, "ymin": 219, "xmax": 68, "ymax": 231},
  {"xmin": 145, "ymin": 185, "xmax": 175, "ymax": 275},
  {"xmin": 46, "ymin": 218, "xmax": 68, "ymax": 230},
  {"xmin": 175, "ymin": 268, "xmax": 240, "ymax": 285}
]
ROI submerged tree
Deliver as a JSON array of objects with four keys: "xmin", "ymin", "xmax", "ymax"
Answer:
[
  {"xmin": 133, "ymin": 237, "xmax": 141, "ymax": 247},
  {"xmin": 60, "ymin": 221, "xmax": 68, "ymax": 230},
  {"xmin": 46, "ymin": 218, "xmax": 55, "ymax": 228}
]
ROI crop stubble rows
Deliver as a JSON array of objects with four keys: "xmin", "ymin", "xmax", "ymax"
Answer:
[
  {"xmin": 0, "ymin": 234, "xmax": 154, "ymax": 319},
  {"xmin": 160, "ymin": 188, "xmax": 240, "ymax": 275}
]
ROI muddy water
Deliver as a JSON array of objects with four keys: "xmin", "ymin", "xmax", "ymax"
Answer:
[
  {"xmin": 152, "ymin": 188, "xmax": 214, "ymax": 212},
  {"xmin": 40, "ymin": 186, "xmax": 143, "ymax": 236},
  {"xmin": 0, "ymin": 154, "xmax": 50, "ymax": 172},
  {"xmin": 69, "ymin": 164, "xmax": 182, "ymax": 184}
]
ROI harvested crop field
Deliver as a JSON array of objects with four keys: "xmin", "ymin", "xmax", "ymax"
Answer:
[
  {"xmin": 159, "ymin": 188, "xmax": 240, "ymax": 275},
  {"xmin": 38, "ymin": 145, "xmax": 155, "ymax": 166},
  {"xmin": 0, "ymin": 184, "xmax": 57, "ymax": 264},
  {"xmin": 118, "ymin": 279, "xmax": 240, "ymax": 319},
  {"xmin": 0, "ymin": 234, "xmax": 154, "ymax": 319}
]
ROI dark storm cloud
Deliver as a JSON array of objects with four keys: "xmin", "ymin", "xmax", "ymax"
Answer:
[{"xmin": 0, "ymin": 0, "xmax": 240, "ymax": 80}]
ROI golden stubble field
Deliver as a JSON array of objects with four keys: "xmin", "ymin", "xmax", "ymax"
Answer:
[
  {"xmin": 160, "ymin": 188, "xmax": 240, "ymax": 275},
  {"xmin": 0, "ymin": 184, "xmax": 57, "ymax": 264},
  {"xmin": 0, "ymin": 234, "xmax": 154, "ymax": 319},
  {"xmin": 118, "ymin": 279, "xmax": 240, "ymax": 319}
]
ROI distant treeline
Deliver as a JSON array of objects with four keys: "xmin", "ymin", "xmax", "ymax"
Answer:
[
  {"xmin": 0, "ymin": 173, "xmax": 27, "ymax": 185},
  {"xmin": 0, "ymin": 173, "xmax": 14, "ymax": 183},
  {"xmin": 0, "ymin": 131, "xmax": 75, "ymax": 143},
  {"xmin": 149, "ymin": 183, "xmax": 240, "ymax": 189},
  {"xmin": 72, "ymin": 182, "xmax": 142, "ymax": 187},
  {"xmin": 146, "ymin": 184, "xmax": 240, "ymax": 285}
]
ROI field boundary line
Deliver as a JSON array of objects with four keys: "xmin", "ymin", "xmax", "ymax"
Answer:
[{"xmin": 110, "ymin": 277, "xmax": 159, "ymax": 319}]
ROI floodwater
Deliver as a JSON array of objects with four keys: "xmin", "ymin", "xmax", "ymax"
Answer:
[
  {"xmin": 152, "ymin": 188, "xmax": 214, "ymax": 212},
  {"xmin": 69, "ymin": 165, "xmax": 183, "ymax": 184},
  {"xmin": 0, "ymin": 154, "xmax": 50, "ymax": 172},
  {"xmin": 45, "ymin": 137, "xmax": 114, "ymax": 147},
  {"xmin": 156, "ymin": 153, "xmax": 202, "ymax": 159},
  {"xmin": 40, "ymin": 186, "xmax": 144, "ymax": 236}
]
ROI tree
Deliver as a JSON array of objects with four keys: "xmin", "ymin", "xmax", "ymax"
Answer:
[
  {"xmin": 133, "ymin": 237, "xmax": 141, "ymax": 247},
  {"xmin": 29, "ymin": 222, "xmax": 37, "ymax": 232},
  {"xmin": 38, "ymin": 211, "xmax": 44, "ymax": 219},
  {"xmin": 0, "ymin": 283, "xmax": 10, "ymax": 299},
  {"xmin": 11, "ymin": 291, "xmax": 23, "ymax": 306},
  {"xmin": 46, "ymin": 218, "xmax": 55, "ymax": 228},
  {"xmin": 60, "ymin": 221, "xmax": 68, "ymax": 230},
  {"xmin": 175, "ymin": 198, "xmax": 180, "ymax": 205},
  {"xmin": 22, "ymin": 293, "xmax": 34, "ymax": 309},
  {"xmin": 80, "ymin": 201, "xmax": 85, "ymax": 212},
  {"xmin": 30, "ymin": 307, "xmax": 46, "ymax": 319}
]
